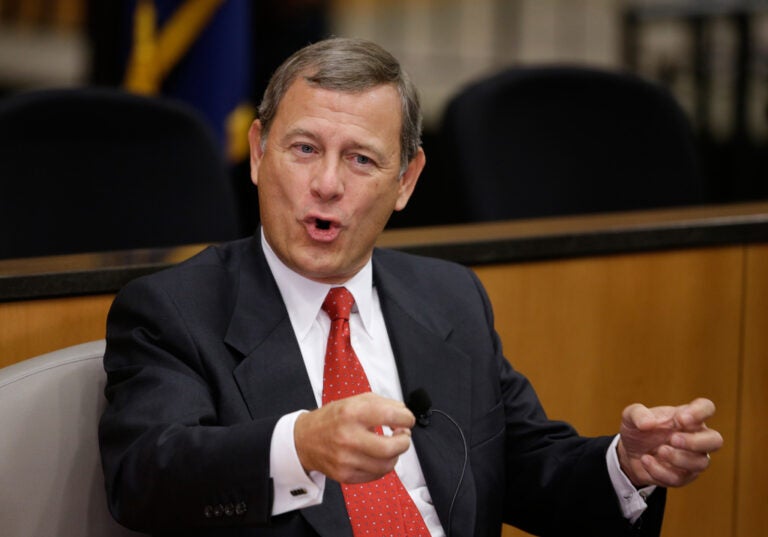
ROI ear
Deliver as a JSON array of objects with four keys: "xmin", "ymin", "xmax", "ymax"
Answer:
[
  {"xmin": 394, "ymin": 147, "xmax": 426, "ymax": 212},
  {"xmin": 248, "ymin": 119, "xmax": 265, "ymax": 187}
]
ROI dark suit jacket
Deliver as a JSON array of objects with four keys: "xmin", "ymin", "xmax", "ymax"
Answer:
[{"xmin": 99, "ymin": 236, "xmax": 665, "ymax": 536}]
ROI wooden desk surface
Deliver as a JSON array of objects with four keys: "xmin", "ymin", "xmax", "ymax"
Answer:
[{"xmin": 2, "ymin": 201, "xmax": 767, "ymax": 302}]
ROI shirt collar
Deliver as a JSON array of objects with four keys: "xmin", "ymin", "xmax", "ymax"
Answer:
[{"xmin": 261, "ymin": 230, "xmax": 374, "ymax": 341}]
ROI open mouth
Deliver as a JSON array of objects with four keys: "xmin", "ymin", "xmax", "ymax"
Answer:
[{"xmin": 305, "ymin": 216, "xmax": 340, "ymax": 242}]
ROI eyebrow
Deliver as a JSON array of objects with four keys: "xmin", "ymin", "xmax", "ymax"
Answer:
[
  {"xmin": 280, "ymin": 127, "xmax": 319, "ymax": 146},
  {"xmin": 346, "ymin": 141, "xmax": 389, "ymax": 165}
]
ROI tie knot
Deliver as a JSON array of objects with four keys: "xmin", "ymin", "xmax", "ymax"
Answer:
[{"xmin": 322, "ymin": 287, "xmax": 354, "ymax": 321}]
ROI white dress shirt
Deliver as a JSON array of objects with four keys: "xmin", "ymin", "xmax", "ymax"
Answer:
[
  {"xmin": 262, "ymin": 233, "xmax": 445, "ymax": 535},
  {"xmin": 260, "ymin": 231, "xmax": 651, "ymax": 531}
]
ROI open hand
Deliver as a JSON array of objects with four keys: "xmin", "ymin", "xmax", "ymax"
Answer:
[{"xmin": 617, "ymin": 397, "xmax": 723, "ymax": 488}]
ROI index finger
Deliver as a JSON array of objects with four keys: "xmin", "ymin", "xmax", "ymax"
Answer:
[
  {"xmin": 675, "ymin": 398, "xmax": 716, "ymax": 430},
  {"xmin": 356, "ymin": 393, "xmax": 416, "ymax": 431}
]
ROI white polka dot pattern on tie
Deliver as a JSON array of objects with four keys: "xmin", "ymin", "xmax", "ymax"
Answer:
[{"xmin": 320, "ymin": 287, "xmax": 430, "ymax": 537}]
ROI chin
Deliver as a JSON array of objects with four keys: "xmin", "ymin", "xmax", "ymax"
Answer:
[{"xmin": 291, "ymin": 256, "xmax": 342, "ymax": 283}]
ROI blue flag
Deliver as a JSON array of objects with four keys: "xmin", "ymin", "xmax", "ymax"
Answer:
[{"xmin": 122, "ymin": 0, "xmax": 254, "ymax": 161}]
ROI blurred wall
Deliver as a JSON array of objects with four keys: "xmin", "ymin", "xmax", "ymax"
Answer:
[
  {"xmin": 1, "ymin": 0, "xmax": 766, "ymax": 216},
  {"xmin": 331, "ymin": 0, "xmax": 624, "ymax": 127}
]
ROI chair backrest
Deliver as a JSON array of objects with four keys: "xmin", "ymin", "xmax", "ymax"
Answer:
[
  {"xmin": 436, "ymin": 65, "xmax": 705, "ymax": 223},
  {"xmin": 0, "ymin": 87, "xmax": 243, "ymax": 259},
  {"xmin": 0, "ymin": 340, "xmax": 141, "ymax": 537}
]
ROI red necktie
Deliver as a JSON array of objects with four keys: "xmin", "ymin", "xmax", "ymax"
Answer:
[{"xmin": 321, "ymin": 287, "xmax": 431, "ymax": 537}]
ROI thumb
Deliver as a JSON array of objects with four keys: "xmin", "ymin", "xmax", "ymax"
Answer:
[{"xmin": 622, "ymin": 403, "xmax": 657, "ymax": 431}]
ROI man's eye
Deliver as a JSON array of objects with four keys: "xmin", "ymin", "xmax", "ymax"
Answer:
[
  {"xmin": 298, "ymin": 144, "xmax": 314, "ymax": 154},
  {"xmin": 354, "ymin": 154, "xmax": 372, "ymax": 165}
]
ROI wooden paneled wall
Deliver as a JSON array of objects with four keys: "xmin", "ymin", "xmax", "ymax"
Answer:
[
  {"xmin": 0, "ymin": 294, "xmax": 113, "ymax": 366},
  {"xmin": 490, "ymin": 245, "xmax": 766, "ymax": 537},
  {"xmin": 736, "ymin": 245, "xmax": 768, "ymax": 537}
]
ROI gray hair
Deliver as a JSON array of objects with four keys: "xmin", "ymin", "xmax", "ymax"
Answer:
[{"xmin": 257, "ymin": 37, "xmax": 422, "ymax": 174}]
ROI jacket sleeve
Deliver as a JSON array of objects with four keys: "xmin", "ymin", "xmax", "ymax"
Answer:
[{"xmin": 98, "ymin": 276, "xmax": 277, "ymax": 532}]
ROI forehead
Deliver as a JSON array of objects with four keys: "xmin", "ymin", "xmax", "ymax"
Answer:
[{"xmin": 273, "ymin": 79, "xmax": 403, "ymax": 140}]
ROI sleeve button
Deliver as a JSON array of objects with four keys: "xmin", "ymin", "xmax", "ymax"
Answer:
[{"xmin": 235, "ymin": 501, "xmax": 248, "ymax": 515}]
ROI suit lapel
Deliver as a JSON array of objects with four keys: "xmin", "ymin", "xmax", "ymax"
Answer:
[
  {"xmin": 374, "ymin": 252, "xmax": 477, "ymax": 536},
  {"xmin": 226, "ymin": 238, "xmax": 317, "ymax": 416},
  {"xmin": 225, "ymin": 238, "xmax": 351, "ymax": 537}
]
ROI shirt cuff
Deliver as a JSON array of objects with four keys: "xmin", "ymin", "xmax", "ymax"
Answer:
[
  {"xmin": 606, "ymin": 434, "xmax": 656, "ymax": 523},
  {"xmin": 270, "ymin": 410, "xmax": 326, "ymax": 515}
]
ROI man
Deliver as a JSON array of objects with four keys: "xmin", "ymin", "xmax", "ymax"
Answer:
[{"xmin": 99, "ymin": 37, "xmax": 723, "ymax": 537}]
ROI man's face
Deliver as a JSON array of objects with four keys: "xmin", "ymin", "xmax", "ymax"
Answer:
[{"xmin": 249, "ymin": 78, "xmax": 425, "ymax": 284}]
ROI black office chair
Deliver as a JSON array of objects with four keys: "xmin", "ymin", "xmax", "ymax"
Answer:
[
  {"xmin": 435, "ymin": 65, "xmax": 705, "ymax": 223},
  {"xmin": 0, "ymin": 88, "xmax": 243, "ymax": 259}
]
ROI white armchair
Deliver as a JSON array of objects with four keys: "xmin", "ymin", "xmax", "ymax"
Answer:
[{"xmin": 0, "ymin": 340, "xmax": 142, "ymax": 536}]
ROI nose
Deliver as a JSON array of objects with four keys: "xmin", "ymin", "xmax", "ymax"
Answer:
[{"xmin": 310, "ymin": 157, "xmax": 344, "ymax": 201}]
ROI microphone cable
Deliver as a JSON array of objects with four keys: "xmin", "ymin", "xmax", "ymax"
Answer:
[
  {"xmin": 432, "ymin": 408, "xmax": 467, "ymax": 537},
  {"xmin": 407, "ymin": 388, "xmax": 468, "ymax": 537}
]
